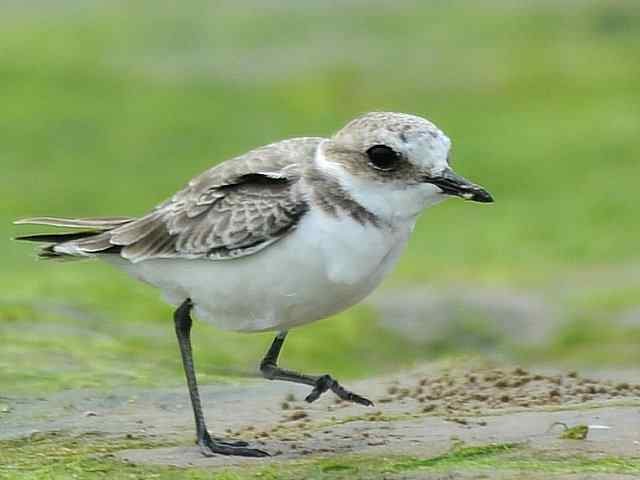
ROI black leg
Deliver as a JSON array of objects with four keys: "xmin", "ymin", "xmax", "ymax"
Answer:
[
  {"xmin": 174, "ymin": 299, "xmax": 269, "ymax": 457},
  {"xmin": 260, "ymin": 331, "xmax": 373, "ymax": 406}
]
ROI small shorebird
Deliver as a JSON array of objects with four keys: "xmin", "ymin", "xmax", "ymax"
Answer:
[{"xmin": 15, "ymin": 112, "xmax": 493, "ymax": 457}]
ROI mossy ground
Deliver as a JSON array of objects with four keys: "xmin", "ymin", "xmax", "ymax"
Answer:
[
  {"xmin": 3, "ymin": 433, "xmax": 639, "ymax": 479},
  {"xmin": 4, "ymin": 365, "xmax": 640, "ymax": 479}
]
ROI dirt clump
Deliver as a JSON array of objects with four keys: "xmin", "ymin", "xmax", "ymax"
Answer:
[{"xmin": 380, "ymin": 367, "xmax": 640, "ymax": 415}]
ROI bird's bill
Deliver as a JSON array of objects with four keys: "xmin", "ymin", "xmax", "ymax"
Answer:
[{"xmin": 424, "ymin": 168, "xmax": 494, "ymax": 203}]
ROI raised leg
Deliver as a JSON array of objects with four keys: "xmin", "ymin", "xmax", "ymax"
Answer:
[
  {"xmin": 260, "ymin": 331, "xmax": 373, "ymax": 406},
  {"xmin": 174, "ymin": 299, "xmax": 269, "ymax": 457}
]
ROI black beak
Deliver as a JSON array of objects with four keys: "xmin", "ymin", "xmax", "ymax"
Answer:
[{"xmin": 424, "ymin": 168, "xmax": 494, "ymax": 203}]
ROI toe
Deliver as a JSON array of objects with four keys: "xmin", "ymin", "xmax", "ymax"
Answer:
[
  {"xmin": 349, "ymin": 392, "xmax": 374, "ymax": 406},
  {"xmin": 211, "ymin": 437, "xmax": 250, "ymax": 447},
  {"xmin": 198, "ymin": 438, "xmax": 270, "ymax": 457}
]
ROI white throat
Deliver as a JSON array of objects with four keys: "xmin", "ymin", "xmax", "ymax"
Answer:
[{"xmin": 312, "ymin": 141, "xmax": 446, "ymax": 225}]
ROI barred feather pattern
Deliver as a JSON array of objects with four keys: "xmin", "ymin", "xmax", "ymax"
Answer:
[{"xmin": 20, "ymin": 137, "xmax": 321, "ymax": 263}]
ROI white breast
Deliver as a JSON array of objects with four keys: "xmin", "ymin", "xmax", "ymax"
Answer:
[{"xmin": 107, "ymin": 208, "xmax": 413, "ymax": 332}]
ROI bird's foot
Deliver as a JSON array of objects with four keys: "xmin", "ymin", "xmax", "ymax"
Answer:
[
  {"xmin": 305, "ymin": 374, "xmax": 374, "ymax": 406},
  {"xmin": 198, "ymin": 432, "xmax": 270, "ymax": 457},
  {"xmin": 210, "ymin": 436, "xmax": 249, "ymax": 447}
]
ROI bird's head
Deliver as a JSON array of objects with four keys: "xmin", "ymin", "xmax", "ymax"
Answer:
[{"xmin": 318, "ymin": 112, "xmax": 493, "ymax": 222}]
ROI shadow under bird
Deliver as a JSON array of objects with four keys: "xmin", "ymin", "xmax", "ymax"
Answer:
[{"xmin": 15, "ymin": 111, "xmax": 493, "ymax": 457}]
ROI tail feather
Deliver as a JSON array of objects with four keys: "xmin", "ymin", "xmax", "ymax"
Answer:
[
  {"xmin": 15, "ymin": 232, "xmax": 101, "ymax": 243},
  {"xmin": 66, "ymin": 232, "xmax": 116, "ymax": 253},
  {"xmin": 14, "ymin": 216, "xmax": 135, "ymax": 260},
  {"xmin": 14, "ymin": 216, "xmax": 134, "ymax": 230}
]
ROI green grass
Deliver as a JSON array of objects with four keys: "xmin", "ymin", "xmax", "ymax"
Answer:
[
  {"xmin": 0, "ymin": 299, "xmax": 429, "ymax": 394},
  {"xmin": 390, "ymin": 443, "xmax": 640, "ymax": 476},
  {"xmin": 2, "ymin": 433, "xmax": 639, "ymax": 479},
  {"xmin": 2, "ymin": 0, "xmax": 640, "ymax": 397}
]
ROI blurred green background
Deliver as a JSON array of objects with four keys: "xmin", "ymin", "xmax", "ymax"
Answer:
[{"xmin": 2, "ymin": 0, "xmax": 639, "ymax": 395}]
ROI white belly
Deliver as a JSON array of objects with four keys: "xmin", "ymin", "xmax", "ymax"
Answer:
[{"xmin": 107, "ymin": 210, "xmax": 413, "ymax": 332}]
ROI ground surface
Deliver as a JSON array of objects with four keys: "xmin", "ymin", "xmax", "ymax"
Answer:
[{"xmin": 3, "ymin": 364, "xmax": 640, "ymax": 478}]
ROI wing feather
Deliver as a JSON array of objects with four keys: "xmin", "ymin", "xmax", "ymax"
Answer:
[{"xmin": 16, "ymin": 137, "xmax": 321, "ymax": 262}]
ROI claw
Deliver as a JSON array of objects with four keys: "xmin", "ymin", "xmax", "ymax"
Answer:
[
  {"xmin": 198, "ymin": 433, "xmax": 270, "ymax": 457},
  {"xmin": 347, "ymin": 393, "xmax": 375, "ymax": 407},
  {"xmin": 211, "ymin": 437, "xmax": 250, "ymax": 448},
  {"xmin": 305, "ymin": 374, "xmax": 373, "ymax": 406}
]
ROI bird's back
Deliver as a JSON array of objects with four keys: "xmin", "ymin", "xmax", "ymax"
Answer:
[{"xmin": 15, "ymin": 137, "xmax": 324, "ymax": 263}]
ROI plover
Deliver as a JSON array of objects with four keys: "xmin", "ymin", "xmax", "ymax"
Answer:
[{"xmin": 15, "ymin": 112, "xmax": 493, "ymax": 457}]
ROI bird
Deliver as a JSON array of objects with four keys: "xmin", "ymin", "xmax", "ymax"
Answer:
[{"xmin": 15, "ymin": 111, "xmax": 493, "ymax": 457}]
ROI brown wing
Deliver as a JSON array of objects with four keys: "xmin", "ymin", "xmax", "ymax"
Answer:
[
  {"xmin": 111, "ymin": 173, "xmax": 308, "ymax": 262},
  {"xmin": 43, "ymin": 137, "xmax": 321, "ymax": 263}
]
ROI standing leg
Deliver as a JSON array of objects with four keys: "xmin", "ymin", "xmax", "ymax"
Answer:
[
  {"xmin": 174, "ymin": 299, "xmax": 269, "ymax": 457},
  {"xmin": 260, "ymin": 331, "xmax": 373, "ymax": 406}
]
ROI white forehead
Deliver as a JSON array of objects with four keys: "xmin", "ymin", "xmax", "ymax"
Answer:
[{"xmin": 334, "ymin": 112, "xmax": 451, "ymax": 170}]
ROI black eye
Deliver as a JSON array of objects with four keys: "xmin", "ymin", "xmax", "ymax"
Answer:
[{"xmin": 366, "ymin": 145, "xmax": 400, "ymax": 171}]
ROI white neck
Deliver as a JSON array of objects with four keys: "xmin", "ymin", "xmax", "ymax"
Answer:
[{"xmin": 312, "ymin": 141, "xmax": 446, "ymax": 225}]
